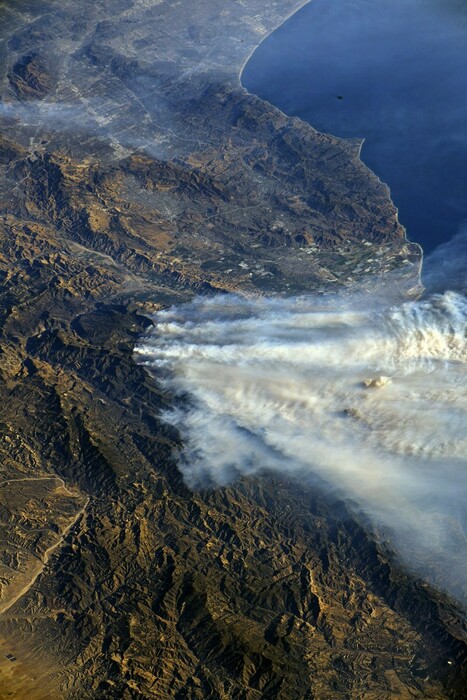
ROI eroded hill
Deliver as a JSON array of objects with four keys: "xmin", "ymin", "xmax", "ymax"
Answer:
[{"xmin": 0, "ymin": 0, "xmax": 464, "ymax": 698}]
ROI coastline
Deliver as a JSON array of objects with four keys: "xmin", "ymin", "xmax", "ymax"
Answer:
[
  {"xmin": 1, "ymin": 2, "xmax": 460, "ymax": 695},
  {"xmin": 238, "ymin": 0, "xmax": 425, "ymax": 295},
  {"xmin": 237, "ymin": 0, "xmax": 313, "ymax": 86}
]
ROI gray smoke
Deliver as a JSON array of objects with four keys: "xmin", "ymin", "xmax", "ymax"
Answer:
[
  {"xmin": 0, "ymin": 100, "xmax": 101, "ymax": 130},
  {"xmin": 423, "ymin": 226, "xmax": 467, "ymax": 294},
  {"xmin": 0, "ymin": 99, "xmax": 174, "ymax": 160},
  {"xmin": 135, "ymin": 284, "xmax": 467, "ymax": 608}
]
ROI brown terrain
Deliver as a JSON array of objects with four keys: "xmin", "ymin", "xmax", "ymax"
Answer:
[{"xmin": 0, "ymin": 0, "xmax": 464, "ymax": 697}]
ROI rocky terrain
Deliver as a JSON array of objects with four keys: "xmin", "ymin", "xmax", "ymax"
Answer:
[{"xmin": 0, "ymin": 0, "xmax": 464, "ymax": 697}]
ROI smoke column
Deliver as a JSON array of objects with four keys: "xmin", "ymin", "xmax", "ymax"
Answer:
[{"xmin": 135, "ymin": 282, "xmax": 467, "ymax": 608}]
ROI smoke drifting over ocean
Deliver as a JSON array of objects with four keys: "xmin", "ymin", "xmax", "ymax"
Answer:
[
  {"xmin": 135, "ymin": 268, "xmax": 467, "ymax": 607},
  {"xmin": 423, "ymin": 227, "xmax": 467, "ymax": 294}
]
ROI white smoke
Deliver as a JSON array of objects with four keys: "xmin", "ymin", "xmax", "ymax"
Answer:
[{"xmin": 135, "ymin": 288, "xmax": 467, "ymax": 608}]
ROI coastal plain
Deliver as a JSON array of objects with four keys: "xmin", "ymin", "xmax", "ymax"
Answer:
[{"xmin": 0, "ymin": 0, "xmax": 464, "ymax": 697}]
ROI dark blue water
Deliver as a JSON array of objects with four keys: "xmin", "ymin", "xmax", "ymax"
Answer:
[{"xmin": 242, "ymin": 0, "xmax": 467, "ymax": 253}]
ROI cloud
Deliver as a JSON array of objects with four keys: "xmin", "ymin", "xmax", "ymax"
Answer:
[{"xmin": 135, "ymin": 283, "xmax": 467, "ymax": 608}]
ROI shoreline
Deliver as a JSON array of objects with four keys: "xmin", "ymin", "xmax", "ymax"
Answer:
[
  {"xmin": 237, "ymin": 0, "xmax": 312, "ymax": 86},
  {"xmin": 237, "ymin": 0, "xmax": 424, "ymax": 294}
]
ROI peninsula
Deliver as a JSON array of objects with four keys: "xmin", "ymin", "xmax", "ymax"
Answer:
[{"xmin": 0, "ymin": 1, "xmax": 463, "ymax": 698}]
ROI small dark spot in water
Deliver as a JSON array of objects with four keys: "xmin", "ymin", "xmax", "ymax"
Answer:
[{"xmin": 243, "ymin": 0, "xmax": 467, "ymax": 253}]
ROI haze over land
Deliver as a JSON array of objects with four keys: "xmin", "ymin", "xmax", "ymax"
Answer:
[{"xmin": 0, "ymin": 0, "xmax": 465, "ymax": 696}]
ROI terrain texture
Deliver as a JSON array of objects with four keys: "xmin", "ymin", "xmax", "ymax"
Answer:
[{"xmin": 0, "ymin": 0, "xmax": 464, "ymax": 698}]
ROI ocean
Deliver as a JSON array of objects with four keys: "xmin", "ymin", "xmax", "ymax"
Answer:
[{"xmin": 242, "ymin": 0, "xmax": 467, "ymax": 255}]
